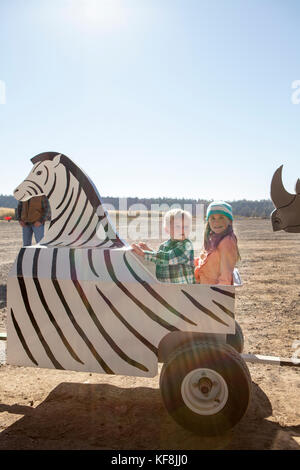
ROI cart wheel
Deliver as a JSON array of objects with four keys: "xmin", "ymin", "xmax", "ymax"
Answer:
[
  {"xmin": 160, "ymin": 342, "xmax": 252, "ymax": 436},
  {"xmin": 227, "ymin": 321, "xmax": 244, "ymax": 353}
]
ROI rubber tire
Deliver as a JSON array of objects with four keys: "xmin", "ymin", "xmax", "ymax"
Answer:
[
  {"xmin": 227, "ymin": 321, "xmax": 244, "ymax": 353},
  {"xmin": 160, "ymin": 341, "xmax": 252, "ymax": 436}
]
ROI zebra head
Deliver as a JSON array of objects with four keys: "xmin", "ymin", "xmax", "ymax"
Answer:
[
  {"xmin": 14, "ymin": 152, "xmax": 125, "ymax": 248},
  {"xmin": 14, "ymin": 153, "xmax": 62, "ymax": 202},
  {"xmin": 270, "ymin": 165, "xmax": 300, "ymax": 233}
]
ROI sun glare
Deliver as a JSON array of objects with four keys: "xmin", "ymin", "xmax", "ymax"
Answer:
[{"xmin": 68, "ymin": 0, "xmax": 127, "ymax": 32}]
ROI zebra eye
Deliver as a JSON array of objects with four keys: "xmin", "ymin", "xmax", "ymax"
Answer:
[{"xmin": 36, "ymin": 171, "xmax": 42, "ymax": 175}]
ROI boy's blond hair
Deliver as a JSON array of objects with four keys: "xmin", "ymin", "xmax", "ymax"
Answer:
[{"xmin": 163, "ymin": 208, "xmax": 192, "ymax": 230}]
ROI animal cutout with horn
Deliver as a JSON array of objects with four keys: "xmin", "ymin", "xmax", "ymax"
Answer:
[{"xmin": 270, "ymin": 165, "xmax": 300, "ymax": 233}]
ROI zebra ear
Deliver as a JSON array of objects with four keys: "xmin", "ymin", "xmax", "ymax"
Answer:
[{"xmin": 53, "ymin": 154, "xmax": 62, "ymax": 168}]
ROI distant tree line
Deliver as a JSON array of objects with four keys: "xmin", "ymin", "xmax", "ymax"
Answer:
[
  {"xmin": 107, "ymin": 197, "xmax": 276, "ymax": 217},
  {"xmin": 0, "ymin": 194, "xmax": 275, "ymax": 218},
  {"xmin": 0, "ymin": 195, "xmax": 18, "ymax": 209}
]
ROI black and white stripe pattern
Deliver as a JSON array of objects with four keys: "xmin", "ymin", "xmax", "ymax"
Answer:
[
  {"xmin": 8, "ymin": 152, "xmax": 237, "ymax": 377},
  {"xmin": 13, "ymin": 152, "xmax": 125, "ymax": 248},
  {"xmin": 7, "ymin": 245, "xmax": 237, "ymax": 377}
]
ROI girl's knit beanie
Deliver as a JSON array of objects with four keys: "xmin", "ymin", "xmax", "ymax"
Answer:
[{"xmin": 206, "ymin": 201, "xmax": 233, "ymax": 221}]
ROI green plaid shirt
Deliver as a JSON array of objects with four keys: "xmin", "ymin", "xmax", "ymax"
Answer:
[{"xmin": 144, "ymin": 238, "xmax": 195, "ymax": 284}]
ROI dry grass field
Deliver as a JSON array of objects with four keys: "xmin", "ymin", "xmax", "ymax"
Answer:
[
  {"xmin": 0, "ymin": 207, "xmax": 15, "ymax": 219},
  {"xmin": 0, "ymin": 218, "xmax": 299, "ymax": 450}
]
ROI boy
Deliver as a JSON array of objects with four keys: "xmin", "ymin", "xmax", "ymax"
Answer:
[{"xmin": 131, "ymin": 208, "xmax": 195, "ymax": 284}]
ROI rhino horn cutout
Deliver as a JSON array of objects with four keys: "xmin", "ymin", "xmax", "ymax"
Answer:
[
  {"xmin": 270, "ymin": 165, "xmax": 295, "ymax": 208},
  {"xmin": 296, "ymin": 178, "xmax": 300, "ymax": 194}
]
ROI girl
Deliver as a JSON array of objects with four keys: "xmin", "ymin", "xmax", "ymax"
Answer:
[{"xmin": 194, "ymin": 201, "xmax": 240, "ymax": 285}]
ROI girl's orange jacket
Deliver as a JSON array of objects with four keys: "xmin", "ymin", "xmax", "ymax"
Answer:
[{"xmin": 194, "ymin": 235, "xmax": 238, "ymax": 285}]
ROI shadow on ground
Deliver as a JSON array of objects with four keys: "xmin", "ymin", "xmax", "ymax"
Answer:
[{"xmin": 0, "ymin": 380, "xmax": 299, "ymax": 450}]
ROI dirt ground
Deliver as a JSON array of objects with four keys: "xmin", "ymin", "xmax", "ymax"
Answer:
[{"xmin": 0, "ymin": 218, "xmax": 299, "ymax": 450}]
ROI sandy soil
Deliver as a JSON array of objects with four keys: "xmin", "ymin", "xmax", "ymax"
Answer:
[{"xmin": 0, "ymin": 219, "xmax": 299, "ymax": 450}]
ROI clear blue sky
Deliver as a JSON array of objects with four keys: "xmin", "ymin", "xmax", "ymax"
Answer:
[{"xmin": 0, "ymin": 0, "xmax": 299, "ymax": 201}]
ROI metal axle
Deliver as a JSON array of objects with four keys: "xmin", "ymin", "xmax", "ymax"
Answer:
[{"xmin": 241, "ymin": 353, "xmax": 300, "ymax": 368}]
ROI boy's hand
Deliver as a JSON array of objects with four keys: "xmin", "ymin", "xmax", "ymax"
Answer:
[
  {"xmin": 131, "ymin": 243, "xmax": 145, "ymax": 257},
  {"xmin": 137, "ymin": 242, "xmax": 152, "ymax": 251}
]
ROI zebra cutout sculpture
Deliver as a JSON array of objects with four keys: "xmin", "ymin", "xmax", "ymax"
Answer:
[
  {"xmin": 13, "ymin": 152, "xmax": 125, "ymax": 248},
  {"xmin": 7, "ymin": 152, "xmax": 237, "ymax": 378}
]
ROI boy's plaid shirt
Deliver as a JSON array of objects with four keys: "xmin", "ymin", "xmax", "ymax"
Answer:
[{"xmin": 144, "ymin": 238, "xmax": 195, "ymax": 284}]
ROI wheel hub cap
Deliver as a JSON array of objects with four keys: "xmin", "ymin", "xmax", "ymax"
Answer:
[{"xmin": 181, "ymin": 368, "xmax": 229, "ymax": 415}]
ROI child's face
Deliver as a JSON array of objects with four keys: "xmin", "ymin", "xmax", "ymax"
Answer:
[
  {"xmin": 166, "ymin": 215, "xmax": 191, "ymax": 240},
  {"xmin": 208, "ymin": 213, "xmax": 231, "ymax": 234}
]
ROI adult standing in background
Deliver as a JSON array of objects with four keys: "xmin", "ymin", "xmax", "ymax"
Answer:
[{"xmin": 16, "ymin": 195, "xmax": 51, "ymax": 246}]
